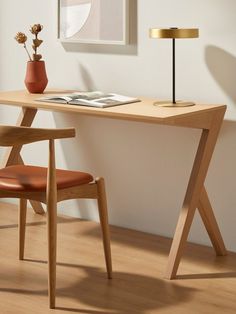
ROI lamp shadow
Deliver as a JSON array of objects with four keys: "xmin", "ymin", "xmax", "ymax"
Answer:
[
  {"xmin": 205, "ymin": 45, "xmax": 236, "ymax": 104},
  {"xmin": 0, "ymin": 260, "xmax": 196, "ymax": 314}
]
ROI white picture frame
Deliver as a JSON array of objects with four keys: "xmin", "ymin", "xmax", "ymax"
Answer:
[{"xmin": 58, "ymin": 0, "xmax": 129, "ymax": 45}]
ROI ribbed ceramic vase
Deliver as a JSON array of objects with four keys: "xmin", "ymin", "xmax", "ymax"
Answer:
[{"xmin": 24, "ymin": 61, "xmax": 48, "ymax": 93}]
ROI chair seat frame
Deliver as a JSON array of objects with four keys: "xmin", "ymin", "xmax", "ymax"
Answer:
[{"xmin": 0, "ymin": 125, "xmax": 112, "ymax": 309}]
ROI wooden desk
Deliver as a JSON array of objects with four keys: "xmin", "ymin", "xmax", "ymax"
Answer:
[{"xmin": 0, "ymin": 90, "xmax": 227, "ymax": 279}]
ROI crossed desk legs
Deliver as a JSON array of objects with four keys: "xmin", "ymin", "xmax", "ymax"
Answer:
[
  {"xmin": 1, "ymin": 106, "xmax": 227, "ymax": 279},
  {"xmin": 165, "ymin": 109, "xmax": 227, "ymax": 279}
]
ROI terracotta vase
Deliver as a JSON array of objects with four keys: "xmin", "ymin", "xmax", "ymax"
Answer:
[{"xmin": 24, "ymin": 61, "xmax": 48, "ymax": 93}]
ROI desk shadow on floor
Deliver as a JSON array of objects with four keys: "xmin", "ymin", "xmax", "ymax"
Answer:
[
  {"xmin": 0, "ymin": 216, "xmax": 80, "ymax": 230},
  {"xmin": 177, "ymin": 272, "xmax": 236, "ymax": 280},
  {"xmin": 81, "ymin": 224, "xmax": 236, "ymax": 280},
  {"xmin": 0, "ymin": 262, "xmax": 196, "ymax": 314}
]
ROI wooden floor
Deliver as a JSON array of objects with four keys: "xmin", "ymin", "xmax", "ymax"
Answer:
[{"xmin": 0, "ymin": 202, "xmax": 235, "ymax": 314}]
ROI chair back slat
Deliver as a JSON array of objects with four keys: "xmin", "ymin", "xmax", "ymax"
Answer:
[{"xmin": 0, "ymin": 125, "xmax": 75, "ymax": 147}]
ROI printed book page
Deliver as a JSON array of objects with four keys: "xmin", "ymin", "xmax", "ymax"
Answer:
[{"xmin": 37, "ymin": 91, "xmax": 140, "ymax": 108}]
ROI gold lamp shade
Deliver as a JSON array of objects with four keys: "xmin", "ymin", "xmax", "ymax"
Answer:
[
  {"xmin": 149, "ymin": 28, "xmax": 199, "ymax": 39},
  {"xmin": 149, "ymin": 27, "xmax": 199, "ymax": 107}
]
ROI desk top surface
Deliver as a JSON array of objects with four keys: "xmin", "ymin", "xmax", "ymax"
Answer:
[{"xmin": 0, "ymin": 90, "xmax": 226, "ymax": 126}]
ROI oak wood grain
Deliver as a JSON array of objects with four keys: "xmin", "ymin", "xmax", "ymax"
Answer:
[{"xmin": 0, "ymin": 201, "xmax": 235, "ymax": 314}]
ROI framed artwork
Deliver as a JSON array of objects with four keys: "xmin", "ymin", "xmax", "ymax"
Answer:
[{"xmin": 58, "ymin": 0, "xmax": 129, "ymax": 45}]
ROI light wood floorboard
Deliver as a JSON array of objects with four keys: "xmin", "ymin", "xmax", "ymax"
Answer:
[{"xmin": 0, "ymin": 201, "xmax": 235, "ymax": 314}]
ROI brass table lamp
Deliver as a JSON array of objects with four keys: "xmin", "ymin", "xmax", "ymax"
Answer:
[{"xmin": 149, "ymin": 27, "xmax": 199, "ymax": 107}]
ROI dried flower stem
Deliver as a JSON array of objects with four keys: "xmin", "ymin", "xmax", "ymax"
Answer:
[
  {"xmin": 34, "ymin": 34, "xmax": 37, "ymax": 55},
  {"xmin": 24, "ymin": 43, "xmax": 32, "ymax": 61}
]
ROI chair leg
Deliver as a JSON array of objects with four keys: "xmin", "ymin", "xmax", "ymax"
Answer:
[
  {"xmin": 19, "ymin": 198, "xmax": 27, "ymax": 260},
  {"xmin": 96, "ymin": 178, "xmax": 112, "ymax": 279},
  {"xmin": 47, "ymin": 199, "xmax": 57, "ymax": 309}
]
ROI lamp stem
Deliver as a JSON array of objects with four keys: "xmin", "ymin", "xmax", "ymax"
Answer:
[{"xmin": 172, "ymin": 38, "xmax": 176, "ymax": 104}]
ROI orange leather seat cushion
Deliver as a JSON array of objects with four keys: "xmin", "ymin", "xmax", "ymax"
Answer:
[{"xmin": 0, "ymin": 165, "xmax": 94, "ymax": 192}]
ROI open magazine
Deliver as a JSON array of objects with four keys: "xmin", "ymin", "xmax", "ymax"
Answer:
[{"xmin": 37, "ymin": 91, "xmax": 140, "ymax": 108}]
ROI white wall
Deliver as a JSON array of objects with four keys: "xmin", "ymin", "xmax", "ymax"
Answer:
[{"xmin": 1, "ymin": 0, "xmax": 236, "ymax": 252}]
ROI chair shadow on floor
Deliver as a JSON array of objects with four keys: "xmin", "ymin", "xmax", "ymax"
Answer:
[
  {"xmin": 0, "ymin": 259, "xmax": 197, "ymax": 314},
  {"xmin": 1, "ymin": 210, "xmax": 235, "ymax": 282},
  {"xmin": 0, "ymin": 216, "xmax": 80, "ymax": 230}
]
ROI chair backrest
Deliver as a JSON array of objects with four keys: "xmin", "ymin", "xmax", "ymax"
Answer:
[{"xmin": 0, "ymin": 125, "xmax": 75, "ymax": 147}]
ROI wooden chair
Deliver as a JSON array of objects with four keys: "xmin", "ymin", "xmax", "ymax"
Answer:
[{"xmin": 0, "ymin": 125, "xmax": 112, "ymax": 308}]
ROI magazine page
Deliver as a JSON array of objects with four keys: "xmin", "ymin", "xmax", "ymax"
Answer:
[
  {"xmin": 70, "ymin": 93, "xmax": 140, "ymax": 108},
  {"xmin": 37, "ymin": 94, "xmax": 74, "ymax": 103},
  {"xmin": 36, "ymin": 91, "xmax": 140, "ymax": 108},
  {"xmin": 72, "ymin": 91, "xmax": 112, "ymax": 101}
]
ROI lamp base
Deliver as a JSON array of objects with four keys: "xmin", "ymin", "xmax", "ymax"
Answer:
[{"xmin": 153, "ymin": 100, "xmax": 196, "ymax": 107}]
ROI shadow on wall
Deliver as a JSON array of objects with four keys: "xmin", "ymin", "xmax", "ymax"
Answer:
[
  {"xmin": 79, "ymin": 63, "xmax": 97, "ymax": 91},
  {"xmin": 61, "ymin": 0, "xmax": 138, "ymax": 56},
  {"xmin": 205, "ymin": 45, "xmax": 236, "ymax": 104}
]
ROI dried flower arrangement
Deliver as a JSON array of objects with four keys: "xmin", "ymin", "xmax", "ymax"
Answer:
[{"xmin": 15, "ymin": 24, "xmax": 44, "ymax": 61}]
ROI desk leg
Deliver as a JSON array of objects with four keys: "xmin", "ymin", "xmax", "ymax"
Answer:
[
  {"xmin": 1, "ymin": 107, "xmax": 45, "ymax": 215},
  {"xmin": 198, "ymin": 186, "xmax": 227, "ymax": 256},
  {"xmin": 165, "ymin": 109, "xmax": 226, "ymax": 279}
]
